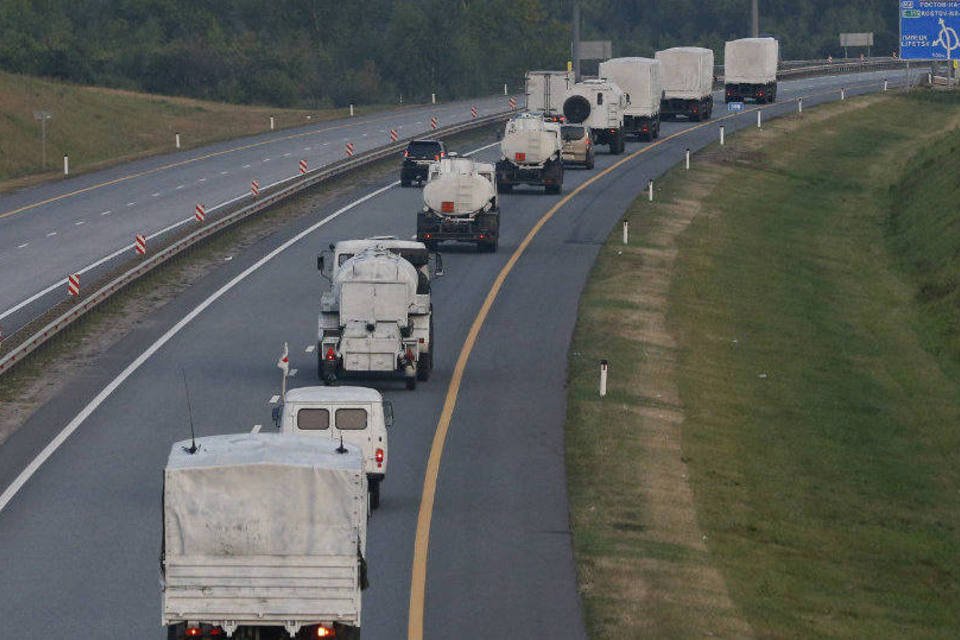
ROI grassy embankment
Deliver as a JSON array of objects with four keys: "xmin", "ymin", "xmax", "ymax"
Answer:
[
  {"xmin": 565, "ymin": 91, "xmax": 960, "ymax": 639},
  {"xmin": 0, "ymin": 71, "xmax": 383, "ymax": 190}
]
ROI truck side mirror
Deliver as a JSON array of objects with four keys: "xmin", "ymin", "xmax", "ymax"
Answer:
[
  {"xmin": 272, "ymin": 406, "xmax": 282, "ymax": 428},
  {"xmin": 383, "ymin": 400, "xmax": 394, "ymax": 428},
  {"xmin": 317, "ymin": 254, "xmax": 325, "ymax": 272},
  {"xmin": 318, "ymin": 251, "xmax": 332, "ymax": 280}
]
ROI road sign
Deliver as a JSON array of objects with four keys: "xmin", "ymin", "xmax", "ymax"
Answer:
[
  {"xmin": 251, "ymin": 180, "xmax": 260, "ymax": 197},
  {"xmin": 195, "ymin": 203, "xmax": 206, "ymax": 222},
  {"xmin": 430, "ymin": 116, "xmax": 439, "ymax": 129},
  {"xmin": 900, "ymin": 1, "xmax": 960, "ymax": 60},
  {"xmin": 390, "ymin": 129, "xmax": 399, "ymax": 142},
  {"xmin": 471, "ymin": 106, "xmax": 478, "ymax": 118},
  {"xmin": 134, "ymin": 234, "xmax": 146, "ymax": 255},
  {"xmin": 299, "ymin": 159, "xmax": 308, "ymax": 175},
  {"xmin": 727, "ymin": 101, "xmax": 745, "ymax": 112},
  {"xmin": 509, "ymin": 97, "xmax": 518, "ymax": 109},
  {"xmin": 67, "ymin": 274, "xmax": 80, "ymax": 297},
  {"xmin": 345, "ymin": 142, "xmax": 355, "ymax": 157}
]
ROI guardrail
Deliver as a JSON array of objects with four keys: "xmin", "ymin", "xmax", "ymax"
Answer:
[{"xmin": 0, "ymin": 109, "xmax": 514, "ymax": 377}]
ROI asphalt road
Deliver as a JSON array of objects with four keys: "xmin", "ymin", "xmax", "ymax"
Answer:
[
  {"xmin": 0, "ymin": 94, "xmax": 516, "ymax": 336},
  {"xmin": 0, "ymin": 69, "xmax": 907, "ymax": 638}
]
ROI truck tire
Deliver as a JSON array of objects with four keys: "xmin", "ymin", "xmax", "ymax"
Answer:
[
  {"xmin": 370, "ymin": 479, "xmax": 381, "ymax": 510},
  {"xmin": 405, "ymin": 376, "xmax": 417, "ymax": 391}
]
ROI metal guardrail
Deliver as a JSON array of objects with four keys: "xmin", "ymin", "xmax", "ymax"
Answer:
[{"xmin": 0, "ymin": 109, "xmax": 514, "ymax": 377}]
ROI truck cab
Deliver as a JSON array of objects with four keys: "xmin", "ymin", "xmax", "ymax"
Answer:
[{"xmin": 276, "ymin": 385, "xmax": 392, "ymax": 508}]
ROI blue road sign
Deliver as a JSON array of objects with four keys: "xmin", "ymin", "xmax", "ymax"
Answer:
[
  {"xmin": 900, "ymin": 0, "xmax": 960, "ymax": 60},
  {"xmin": 727, "ymin": 101, "xmax": 745, "ymax": 112}
]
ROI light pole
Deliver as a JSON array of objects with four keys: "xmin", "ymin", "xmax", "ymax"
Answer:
[
  {"xmin": 33, "ymin": 110, "xmax": 53, "ymax": 168},
  {"xmin": 752, "ymin": 0, "xmax": 759, "ymax": 38}
]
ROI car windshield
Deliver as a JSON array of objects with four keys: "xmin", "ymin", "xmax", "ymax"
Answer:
[
  {"xmin": 561, "ymin": 126, "xmax": 585, "ymax": 142},
  {"xmin": 407, "ymin": 141, "xmax": 442, "ymax": 158}
]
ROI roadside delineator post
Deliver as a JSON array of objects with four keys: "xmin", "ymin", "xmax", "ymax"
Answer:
[
  {"xmin": 63, "ymin": 154, "xmax": 69, "ymax": 176},
  {"xmin": 389, "ymin": 129, "xmax": 399, "ymax": 142},
  {"xmin": 648, "ymin": 179, "xmax": 654, "ymax": 202},
  {"xmin": 884, "ymin": 78, "xmax": 889, "ymax": 92},
  {"xmin": 841, "ymin": 87, "xmax": 846, "ymax": 100},
  {"xmin": 299, "ymin": 159, "xmax": 308, "ymax": 175},
  {"xmin": 757, "ymin": 110, "xmax": 762, "ymax": 128},
  {"xmin": 431, "ymin": 93, "xmax": 436, "ymax": 105},
  {"xmin": 599, "ymin": 360, "xmax": 608, "ymax": 398},
  {"xmin": 269, "ymin": 116, "xmax": 275, "ymax": 130},
  {"xmin": 67, "ymin": 274, "xmax": 80, "ymax": 297},
  {"xmin": 134, "ymin": 234, "xmax": 146, "ymax": 256},
  {"xmin": 345, "ymin": 142, "xmax": 355, "ymax": 157},
  {"xmin": 251, "ymin": 180, "xmax": 261, "ymax": 197},
  {"xmin": 430, "ymin": 116, "xmax": 439, "ymax": 130},
  {"xmin": 175, "ymin": 132, "xmax": 181, "ymax": 149},
  {"xmin": 685, "ymin": 148, "xmax": 691, "ymax": 170},
  {"xmin": 471, "ymin": 105, "xmax": 478, "ymax": 118},
  {"xmin": 622, "ymin": 220, "xmax": 629, "ymax": 245},
  {"xmin": 719, "ymin": 125, "xmax": 725, "ymax": 146},
  {"xmin": 509, "ymin": 97, "xmax": 517, "ymax": 110},
  {"xmin": 504, "ymin": 83, "xmax": 508, "ymax": 95},
  {"xmin": 194, "ymin": 203, "xmax": 206, "ymax": 222},
  {"xmin": 798, "ymin": 97, "xmax": 803, "ymax": 114},
  {"xmin": 350, "ymin": 104, "xmax": 355, "ymax": 117}
]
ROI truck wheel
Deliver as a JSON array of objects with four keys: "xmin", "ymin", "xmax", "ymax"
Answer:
[
  {"xmin": 417, "ymin": 352, "xmax": 432, "ymax": 380},
  {"xmin": 370, "ymin": 479, "xmax": 381, "ymax": 510},
  {"xmin": 585, "ymin": 153, "xmax": 594, "ymax": 170},
  {"xmin": 406, "ymin": 376, "xmax": 417, "ymax": 391}
]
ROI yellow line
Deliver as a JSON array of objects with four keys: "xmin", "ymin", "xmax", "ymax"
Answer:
[
  {"xmin": 405, "ymin": 79, "xmax": 889, "ymax": 639},
  {"xmin": 0, "ymin": 109, "xmax": 417, "ymax": 221}
]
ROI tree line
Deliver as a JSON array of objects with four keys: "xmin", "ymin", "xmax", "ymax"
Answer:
[{"xmin": 0, "ymin": 1, "xmax": 898, "ymax": 107}]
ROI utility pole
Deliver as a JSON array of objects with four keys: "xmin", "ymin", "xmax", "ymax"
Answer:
[
  {"xmin": 573, "ymin": 0, "xmax": 581, "ymax": 81},
  {"xmin": 752, "ymin": 0, "xmax": 759, "ymax": 38}
]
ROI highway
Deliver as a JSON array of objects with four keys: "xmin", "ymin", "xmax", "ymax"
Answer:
[
  {"xmin": 0, "ymin": 69, "xmax": 906, "ymax": 638},
  {"xmin": 0, "ymin": 94, "xmax": 514, "ymax": 337}
]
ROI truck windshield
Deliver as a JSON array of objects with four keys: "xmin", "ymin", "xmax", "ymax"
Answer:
[
  {"xmin": 336, "ymin": 408, "xmax": 368, "ymax": 430},
  {"xmin": 297, "ymin": 408, "xmax": 330, "ymax": 430}
]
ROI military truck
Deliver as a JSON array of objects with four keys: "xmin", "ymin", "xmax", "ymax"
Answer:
[
  {"xmin": 598, "ymin": 57, "xmax": 663, "ymax": 141},
  {"xmin": 563, "ymin": 78, "xmax": 629, "ymax": 153},
  {"xmin": 418, "ymin": 156, "xmax": 500, "ymax": 252},
  {"xmin": 724, "ymin": 37, "xmax": 779, "ymax": 103}
]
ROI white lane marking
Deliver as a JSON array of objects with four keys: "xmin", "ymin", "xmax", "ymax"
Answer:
[
  {"xmin": 75, "ymin": 221, "xmax": 85, "ymax": 226},
  {"xmin": 198, "ymin": 178, "xmax": 207, "ymax": 182},
  {"xmin": 100, "ymin": 210, "xmax": 112, "ymax": 216},
  {"xmin": 304, "ymin": 146, "xmax": 312, "ymax": 151},
  {"xmin": 175, "ymin": 185, "xmax": 184, "ymax": 190},
  {"xmin": 362, "ymin": 133, "xmax": 368, "ymax": 137},
  {"xmin": 263, "ymin": 158, "xmax": 271, "ymax": 162},
  {"xmin": 126, "ymin": 202, "xmax": 136, "ymax": 207},
  {"xmin": 243, "ymin": 164, "xmax": 251, "ymax": 168},
  {"xmin": 224, "ymin": 256, "xmax": 233, "ymax": 261},
  {"xmin": 305, "ymin": 345, "xmax": 315, "ymax": 353},
  {"xmin": 322, "ymin": 142, "xmax": 330, "ymax": 146},
  {"xmin": 283, "ymin": 153, "xmax": 292, "ymax": 157},
  {"xmin": 288, "ymin": 368, "xmax": 298, "ymax": 377},
  {"xmin": 46, "ymin": 231, "xmax": 57, "ymax": 237},
  {"xmin": 251, "ymin": 424, "xmax": 262, "ymax": 434},
  {"xmin": 0, "ymin": 177, "xmax": 409, "ymax": 515},
  {"xmin": 269, "ymin": 395, "xmax": 280, "ymax": 404},
  {"xmin": 17, "ymin": 243, "xmax": 29, "ymax": 249},
  {"xmin": 220, "ymin": 171, "xmax": 229, "ymax": 175}
]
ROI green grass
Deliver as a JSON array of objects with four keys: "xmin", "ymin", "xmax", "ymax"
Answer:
[
  {"xmin": 0, "ymin": 71, "xmax": 384, "ymax": 189},
  {"xmin": 566, "ymin": 90, "xmax": 960, "ymax": 639}
]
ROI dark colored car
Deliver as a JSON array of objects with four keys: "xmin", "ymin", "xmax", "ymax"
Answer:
[{"xmin": 400, "ymin": 139, "xmax": 446, "ymax": 187}]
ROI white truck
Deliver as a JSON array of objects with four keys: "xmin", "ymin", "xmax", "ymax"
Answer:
[
  {"xmin": 525, "ymin": 69, "xmax": 574, "ymax": 116},
  {"xmin": 161, "ymin": 433, "xmax": 367, "ymax": 640},
  {"xmin": 418, "ymin": 155, "xmax": 500, "ymax": 252},
  {"xmin": 274, "ymin": 385, "xmax": 393, "ymax": 509},
  {"xmin": 724, "ymin": 37, "xmax": 779, "ymax": 103},
  {"xmin": 598, "ymin": 57, "xmax": 663, "ymax": 141},
  {"xmin": 495, "ymin": 112, "xmax": 564, "ymax": 194},
  {"xmin": 562, "ymin": 78, "xmax": 629, "ymax": 153},
  {"xmin": 318, "ymin": 239, "xmax": 435, "ymax": 390},
  {"xmin": 656, "ymin": 46, "xmax": 715, "ymax": 121}
]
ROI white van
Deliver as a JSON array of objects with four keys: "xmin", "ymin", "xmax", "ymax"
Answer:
[{"xmin": 275, "ymin": 386, "xmax": 393, "ymax": 508}]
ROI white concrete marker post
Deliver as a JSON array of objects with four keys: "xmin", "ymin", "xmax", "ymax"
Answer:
[
  {"xmin": 685, "ymin": 148, "xmax": 691, "ymax": 170},
  {"xmin": 798, "ymin": 97, "xmax": 803, "ymax": 115},
  {"xmin": 504, "ymin": 83, "xmax": 508, "ymax": 95},
  {"xmin": 350, "ymin": 104, "xmax": 355, "ymax": 117},
  {"xmin": 431, "ymin": 93, "xmax": 436, "ymax": 105},
  {"xmin": 599, "ymin": 360, "xmax": 608, "ymax": 398},
  {"xmin": 841, "ymin": 88, "xmax": 846, "ymax": 100},
  {"xmin": 884, "ymin": 79, "xmax": 889, "ymax": 92},
  {"xmin": 269, "ymin": 116, "xmax": 275, "ymax": 130},
  {"xmin": 720, "ymin": 125, "xmax": 725, "ymax": 146},
  {"xmin": 175, "ymin": 132, "xmax": 181, "ymax": 149},
  {"xmin": 757, "ymin": 110, "xmax": 762, "ymax": 128},
  {"xmin": 622, "ymin": 220, "xmax": 629, "ymax": 245},
  {"xmin": 648, "ymin": 179, "xmax": 654, "ymax": 202},
  {"xmin": 63, "ymin": 155, "xmax": 69, "ymax": 176}
]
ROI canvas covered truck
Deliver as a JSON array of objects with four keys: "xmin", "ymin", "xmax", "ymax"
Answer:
[
  {"xmin": 418, "ymin": 156, "xmax": 500, "ymax": 252},
  {"xmin": 318, "ymin": 242, "xmax": 434, "ymax": 390},
  {"xmin": 656, "ymin": 46, "xmax": 715, "ymax": 120},
  {"xmin": 275, "ymin": 386, "xmax": 393, "ymax": 509},
  {"xmin": 525, "ymin": 69, "xmax": 574, "ymax": 116},
  {"xmin": 495, "ymin": 112, "xmax": 564, "ymax": 194},
  {"xmin": 562, "ymin": 78, "xmax": 629, "ymax": 153},
  {"xmin": 161, "ymin": 433, "xmax": 368, "ymax": 640},
  {"xmin": 724, "ymin": 37, "xmax": 779, "ymax": 103},
  {"xmin": 598, "ymin": 57, "xmax": 663, "ymax": 141}
]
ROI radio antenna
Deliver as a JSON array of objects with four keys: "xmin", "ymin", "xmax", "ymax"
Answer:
[{"xmin": 180, "ymin": 367, "xmax": 199, "ymax": 454}]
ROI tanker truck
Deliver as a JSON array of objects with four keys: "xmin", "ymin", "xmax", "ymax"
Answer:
[
  {"xmin": 161, "ymin": 432, "xmax": 368, "ymax": 640},
  {"xmin": 317, "ymin": 242, "xmax": 435, "ymax": 390},
  {"xmin": 418, "ymin": 155, "xmax": 500, "ymax": 252},
  {"xmin": 495, "ymin": 112, "xmax": 564, "ymax": 194},
  {"xmin": 562, "ymin": 78, "xmax": 629, "ymax": 153},
  {"xmin": 724, "ymin": 37, "xmax": 779, "ymax": 103},
  {"xmin": 525, "ymin": 69, "xmax": 574, "ymax": 116},
  {"xmin": 598, "ymin": 57, "xmax": 663, "ymax": 141},
  {"xmin": 656, "ymin": 46, "xmax": 715, "ymax": 121}
]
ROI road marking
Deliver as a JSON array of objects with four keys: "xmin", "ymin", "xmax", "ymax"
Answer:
[
  {"xmin": 224, "ymin": 256, "xmax": 233, "ymax": 262},
  {"xmin": 263, "ymin": 158, "xmax": 271, "ymax": 162},
  {"xmin": 17, "ymin": 243, "xmax": 29, "ymax": 249},
  {"xmin": 220, "ymin": 171, "xmax": 229, "ymax": 175},
  {"xmin": 251, "ymin": 424, "xmax": 262, "ymax": 434},
  {"xmin": 126, "ymin": 202, "xmax": 136, "ymax": 207},
  {"xmin": 283, "ymin": 152, "xmax": 292, "ymax": 157},
  {"xmin": 322, "ymin": 142, "xmax": 330, "ymax": 146},
  {"xmin": 304, "ymin": 146, "xmax": 312, "ymax": 151},
  {"xmin": 151, "ymin": 192, "xmax": 160, "ymax": 197},
  {"xmin": 305, "ymin": 345, "xmax": 315, "ymax": 353},
  {"xmin": 46, "ymin": 231, "xmax": 57, "ymax": 237},
  {"xmin": 100, "ymin": 210, "xmax": 112, "ymax": 216},
  {"xmin": 288, "ymin": 368, "xmax": 298, "ymax": 377},
  {"xmin": 198, "ymin": 178, "xmax": 207, "ymax": 182},
  {"xmin": 175, "ymin": 185, "xmax": 184, "ymax": 190},
  {"xmin": 75, "ymin": 220, "xmax": 85, "ymax": 226}
]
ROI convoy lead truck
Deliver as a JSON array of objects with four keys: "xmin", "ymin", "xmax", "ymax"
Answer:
[
  {"xmin": 563, "ymin": 78, "xmax": 629, "ymax": 152},
  {"xmin": 597, "ymin": 57, "xmax": 663, "ymax": 141},
  {"xmin": 525, "ymin": 70, "xmax": 574, "ymax": 115},
  {"xmin": 275, "ymin": 385, "xmax": 393, "ymax": 509},
  {"xmin": 418, "ymin": 156, "xmax": 500, "ymax": 252},
  {"xmin": 496, "ymin": 112, "xmax": 564, "ymax": 193},
  {"xmin": 724, "ymin": 37, "xmax": 779, "ymax": 103},
  {"xmin": 656, "ymin": 46, "xmax": 715, "ymax": 120},
  {"xmin": 318, "ymin": 239, "xmax": 435, "ymax": 389},
  {"xmin": 161, "ymin": 433, "xmax": 367, "ymax": 640}
]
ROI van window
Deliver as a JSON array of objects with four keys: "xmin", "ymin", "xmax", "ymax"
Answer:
[
  {"xmin": 336, "ymin": 408, "xmax": 368, "ymax": 430},
  {"xmin": 297, "ymin": 408, "xmax": 330, "ymax": 430},
  {"xmin": 597, "ymin": 92, "xmax": 604, "ymax": 106}
]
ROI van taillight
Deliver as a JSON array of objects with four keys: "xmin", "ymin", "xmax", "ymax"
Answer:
[
  {"xmin": 325, "ymin": 347, "xmax": 336, "ymax": 361},
  {"xmin": 376, "ymin": 448, "xmax": 384, "ymax": 466}
]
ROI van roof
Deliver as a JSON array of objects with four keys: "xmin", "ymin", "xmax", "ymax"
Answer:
[
  {"xmin": 285, "ymin": 385, "xmax": 383, "ymax": 403},
  {"xmin": 166, "ymin": 432, "xmax": 363, "ymax": 470}
]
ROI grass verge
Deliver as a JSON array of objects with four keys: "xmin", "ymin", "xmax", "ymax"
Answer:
[{"xmin": 566, "ymin": 90, "xmax": 960, "ymax": 639}]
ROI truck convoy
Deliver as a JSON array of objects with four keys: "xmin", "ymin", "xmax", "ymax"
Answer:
[
  {"xmin": 724, "ymin": 37, "xmax": 779, "ymax": 103},
  {"xmin": 161, "ymin": 433, "xmax": 367, "ymax": 640},
  {"xmin": 275, "ymin": 385, "xmax": 393, "ymax": 509},
  {"xmin": 418, "ymin": 155, "xmax": 500, "ymax": 252},
  {"xmin": 656, "ymin": 46, "xmax": 715, "ymax": 120},
  {"xmin": 562, "ymin": 78, "xmax": 629, "ymax": 152},
  {"xmin": 318, "ymin": 238, "xmax": 435, "ymax": 390},
  {"xmin": 496, "ymin": 112, "xmax": 564, "ymax": 193},
  {"xmin": 597, "ymin": 57, "xmax": 663, "ymax": 141},
  {"xmin": 525, "ymin": 70, "xmax": 574, "ymax": 116}
]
